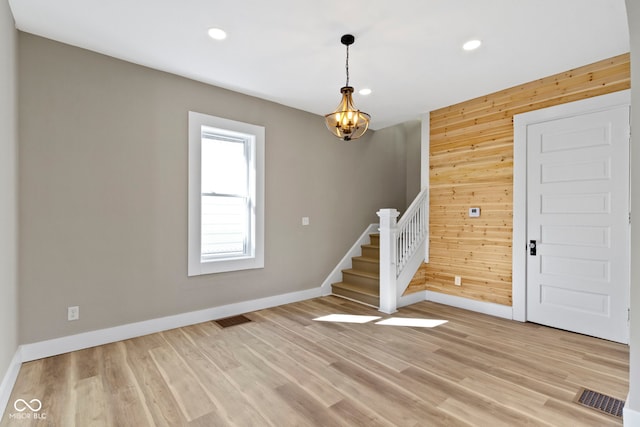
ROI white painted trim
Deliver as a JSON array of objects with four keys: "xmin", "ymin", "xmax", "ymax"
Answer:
[
  {"xmin": 512, "ymin": 117, "xmax": 528, "ymax": 322},
  {"xmin": 624, "ymin": 401, "xmax": 640, "ymax": 427},
  {"xmin": 378, "ymin": 209, "xmax": 400, "ymax": 314},
  {"xmin": 0, "ymin": 348, "xmax": 21, "ymax": 421},
  {"xmin": 20, "ymin": 287, "xmax": 321, "ymax": 362},
  {"xmin": 320, "ymin": 224, "xmax": 379, "ymax": 296},
  {"xmin": 398, "ymin": 290, "xmax": 427, "ymax": 308},
  {"xmin": 512, "ymin": 90, "xmax": 631, "ymax": 324},
  {"xmin": 425, "ymin": 291, "xmax": 513, "ymax": 320},
  {"xmin": 421, "ymin": 114, "xmax": 430, "ymax": 262},
  {"xmin": 421, "ymin": 113, "xmax": 430, "ymax": 191},
  {"xmin": 396, "ymin": 238, "xmax": 427, "ymax": 298},
  {"xmin": 187, "ymin": 111, "xmax": 265, "ymax": 276}
]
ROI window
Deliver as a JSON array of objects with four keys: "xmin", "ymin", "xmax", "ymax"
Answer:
[{"xmin": 188, "ymin": 111, "xmax": 264, "ymax": 276}]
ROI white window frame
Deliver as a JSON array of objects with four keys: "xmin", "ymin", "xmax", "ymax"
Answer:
[{"xmin": 188, "ymin": 111, "xmax": 265, "ymax": 276}]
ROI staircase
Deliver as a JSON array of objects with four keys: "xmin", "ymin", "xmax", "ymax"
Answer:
[{"xmin": 331, "ymin": 233, "xmax": 380, "ymax": 307}]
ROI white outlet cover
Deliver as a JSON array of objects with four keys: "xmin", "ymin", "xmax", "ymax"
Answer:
[
  {"xmin": 302, "ymin": 217, "xmax": 310, "ymax": 226},
  {"xmin": 68, "ymin": 306, "xmax": 79, "ymax": 321},
  {"xmin": 469, "ymin": 207, "xmax": 480, "ymax": 217}
]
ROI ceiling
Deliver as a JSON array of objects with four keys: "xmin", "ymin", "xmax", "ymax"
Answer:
[{"xmin": 8, "ymin": 0, "xmax": 630, "ymax": 130}]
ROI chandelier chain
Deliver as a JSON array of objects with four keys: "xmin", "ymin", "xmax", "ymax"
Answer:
[{"xmin": 345, "ymin": 44, "xmax": 350, "ymax": 87}]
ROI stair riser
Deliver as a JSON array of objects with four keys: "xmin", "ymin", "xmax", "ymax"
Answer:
[
  {"xmin": 352, "ymin": 259, "xmax": 379, "ymax": 274},
  {"xmin": 332, "ymin": 287, "xmax": 379, "ymax": 307},
  {"xmin": 341, "ymin": 272, "xmax": 379, "ymax": 291},
  {"xmin": 361, "ymin": 246, "xmax": 379, "ymax": 259},
  {"xmin": 369, "ymin": 234, "xmax": 380, "ymax": 246}
]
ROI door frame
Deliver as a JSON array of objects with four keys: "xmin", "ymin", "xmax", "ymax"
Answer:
[{"xmin": 512, "ymin": 89, "xmax": 631, "ymax": 322}]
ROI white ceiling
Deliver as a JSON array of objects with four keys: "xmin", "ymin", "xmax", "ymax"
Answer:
[{"xmin": 8, "ymin": 0, "xmax": 630, "ymax": 130}]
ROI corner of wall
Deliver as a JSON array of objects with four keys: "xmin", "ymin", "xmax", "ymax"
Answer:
[{"xmin": 0, "ymin": 0, "xmax": 20, "ymax": 420}]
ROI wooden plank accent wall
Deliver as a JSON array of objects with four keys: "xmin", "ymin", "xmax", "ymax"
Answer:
[{"xmin": 406, "ymin": 53, "xmax": 630, "ymax": 306}]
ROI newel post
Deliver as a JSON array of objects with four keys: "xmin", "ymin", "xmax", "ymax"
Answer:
[{"xmin": 377, "ymin": 208, "xmax": 400, "ymax": 314}]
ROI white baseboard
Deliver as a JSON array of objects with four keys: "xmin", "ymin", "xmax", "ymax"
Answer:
[
  {"xmin": 425, "ymin": 291, "xmax": 513, "ymax": 320},
  {"xmin": 624, "ymin": 396, "xmax": 640, "ymax": 426},
  {"xmin": 624, "ymin": 406, "xmax": 640, "ymax": 426},
  {"xmin": 20, "ymin": 287, "xmax": 322, "ymax": 363},
  {"xmin": 0, "ymin": 348, "xmax": 22, "ymax": 422},
  {"xmin": 398, "ymin": 290, "xmax": 427, "ymax": 308}
]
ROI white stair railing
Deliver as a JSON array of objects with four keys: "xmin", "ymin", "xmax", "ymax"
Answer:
[{"xmin": 377, "ymin": 188, "xmax": 429, "ymax": 313}]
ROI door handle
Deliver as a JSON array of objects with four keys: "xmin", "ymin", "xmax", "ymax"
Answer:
[{"xmin": 529, "ymin": 240, "xmax": 537, "ymax": 256}]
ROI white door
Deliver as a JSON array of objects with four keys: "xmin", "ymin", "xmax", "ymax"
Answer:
[{"xmin": 526, "ymin": 105, "xmax": 630, "ymax": 343}]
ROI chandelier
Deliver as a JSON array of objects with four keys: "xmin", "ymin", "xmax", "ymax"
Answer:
[{"xmin": 324, "ymin": 34, "xmax": 371, "ymax": 141}]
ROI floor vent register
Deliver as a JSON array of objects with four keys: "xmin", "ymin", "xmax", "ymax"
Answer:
[
  {"xmin": 215, "ymin": 314, "xmax": 253, "ymax": 328},
  {"xmin": 574, "ymin": 387, "xmax": 624, "ymax": 418}
]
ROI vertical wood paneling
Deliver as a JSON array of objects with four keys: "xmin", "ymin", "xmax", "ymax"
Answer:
[{"xmin": 406, "ymin": 53, "xmax": 630, "ymax": 306}]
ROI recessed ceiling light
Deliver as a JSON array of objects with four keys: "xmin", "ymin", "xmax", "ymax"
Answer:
[
  {"xmin": 208, "ymin": 28, "xmax": 227, "ymax": 41},
  {"xmin": 463, "ymin": 39, "xmax": 482, "ymax": 51},
  {"xmin": 359, "ymin": 88, "xmax": 372, "ymax": 96}
]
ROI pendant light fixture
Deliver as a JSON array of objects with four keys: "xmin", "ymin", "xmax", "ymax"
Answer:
[{"xmin": 324, "ymin": 34, "xmax": 371, "ymax": 141}]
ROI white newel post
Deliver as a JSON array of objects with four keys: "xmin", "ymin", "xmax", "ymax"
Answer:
[{"xmin": 377, "ymin": 208, "xmax": 400, "ymax": 314}]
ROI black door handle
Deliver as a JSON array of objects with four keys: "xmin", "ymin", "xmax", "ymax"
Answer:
[{"xmin": 529, "ymin": 240, "xmax": 537, "ymax": 256}]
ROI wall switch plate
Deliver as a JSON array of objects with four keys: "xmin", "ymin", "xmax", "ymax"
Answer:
[
  {"xmin": 454, "ymin": 276, "xmax": 462, "ymax": 286},
  {"xmin": 68, "ymin": 306, "xmax": 79, "ymax": 321},
  {"xmin": 469, "ymin": 207, "xmax": 480, "ymax": 217},
  {"xmin": 302, "ymin": 217, "xmax": 310, "ymax": 226}
]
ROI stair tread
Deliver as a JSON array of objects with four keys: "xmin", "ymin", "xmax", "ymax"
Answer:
[
  {"xmin": 353, "ymin": 256, "xmax": 379, "ymax": 264},
  {"xmin": 332, "ymin": 281, "xmax": 380, "ymax": 297},
  {"xmin": 361, "ymin": 243, "xmax": 380, "ymax": 249},
  {"xmin": 342, "ymin": 268, "xmax": 379, "ymax": 279}
]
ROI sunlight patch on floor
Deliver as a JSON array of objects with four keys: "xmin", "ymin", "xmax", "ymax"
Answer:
[
  {"xmin": 313, "ymin": 314, "xmax": 448, "ymax": 328},
  {"xmin": 375, "ymin": 318, "xmax": 448, "ymax": 328},
  {"xmin": 313, "ymin": 314, "xmax": 381, "ymax": 323}
]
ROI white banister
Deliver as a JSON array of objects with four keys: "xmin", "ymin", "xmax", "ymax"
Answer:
[
  {"xmin": 377, "ymin": 188, "xmax": 429, "ymax": 313},
  {"xmin": 395, "ymin": 189, "xmax": 429, "ymax": 276}
]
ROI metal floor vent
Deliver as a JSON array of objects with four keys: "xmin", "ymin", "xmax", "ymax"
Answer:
[
  {"xmin": 574, "ymin": 387, "xmax": 624, "ymax": 418},
  {"xmin": 215, "ymin": 314, "xmax": 252, "ymax": 328}
]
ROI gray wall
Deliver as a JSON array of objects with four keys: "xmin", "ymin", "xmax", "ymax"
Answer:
[
  {"xmin": 626, "ymin": 0, "xmax": 639, "ymax": 415},
  {"xmin": 403, "ymin": 120, "xmax": 422, "ymax": 204},
  {"xmin": 0, "ymin": 0, "xmax": 18, "ymax": 387},
  {"xmin": 368, "ymin": 119, "xmax": 422, "ymax": 213},
  {"xmin": 18, "ymin": 33, "xmax": 412, "ymax": 343}
]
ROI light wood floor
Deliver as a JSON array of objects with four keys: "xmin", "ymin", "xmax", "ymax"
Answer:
[{"xmin": 1, "ymin": 297, "xmax": 629, "ymax": 426}]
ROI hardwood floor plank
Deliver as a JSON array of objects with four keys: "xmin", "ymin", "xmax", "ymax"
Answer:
[
  {"xmin": 240, "ymin": 379, "xmax": 314, "ymax": 426},
  {"xmin": 1, "ymin": 297, "xmax": 628, "ymax": 426},
  {"xmin": 148, "ymin": 345, "xmax": 215, "ymax": 422},
  {"xmin": 42, "ymin": 352, "xmax": 75, "ymax": 427},
  {"xmin": 241, "ymin": 332, "xmax": 343, "ymax": 407},
  {"xmin": 274, "ymin": 382, "xmax": 347, "ymax": 426},
  {"xmin": 330, "ymin": 398, "xmax": 401, "ymax": 427},
  {"xmin": 73, "ymin": 376, "xmax": 108, "ymax": 427},
  {"xmin": 162, "ymin": 327, "xmax": 272, "ymax": 427},
  {"xmin": 98, "ymin": 342, "xmax": 154, "ymax": 427},
  {"xmin": 543, "ymin": 397, "xmax": 623, "ymax": 427},
  {"xmin": 122, "ymin": 335, "xmax": 187, "ymax": 427},
  {"xmin": 438, "ymin": 396, "xmax": 549, "ymax": 427}
]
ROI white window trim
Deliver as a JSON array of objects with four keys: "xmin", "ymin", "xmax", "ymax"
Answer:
[{"xmin": 188, "ymin": 111, "xmax": 265, "ymax": 276}]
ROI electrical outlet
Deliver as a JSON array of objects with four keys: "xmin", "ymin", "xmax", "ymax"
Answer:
[
  {"xmin": 302, "ymin": 217, "xmax": 310, "ymax": 226},
  {"xmin": 454, "ymin": 276, "xmax": 462, "ymax": 286},
  {"xmin": 68, "ymin": 306, "xmax": 79, "ymax": 321}
]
